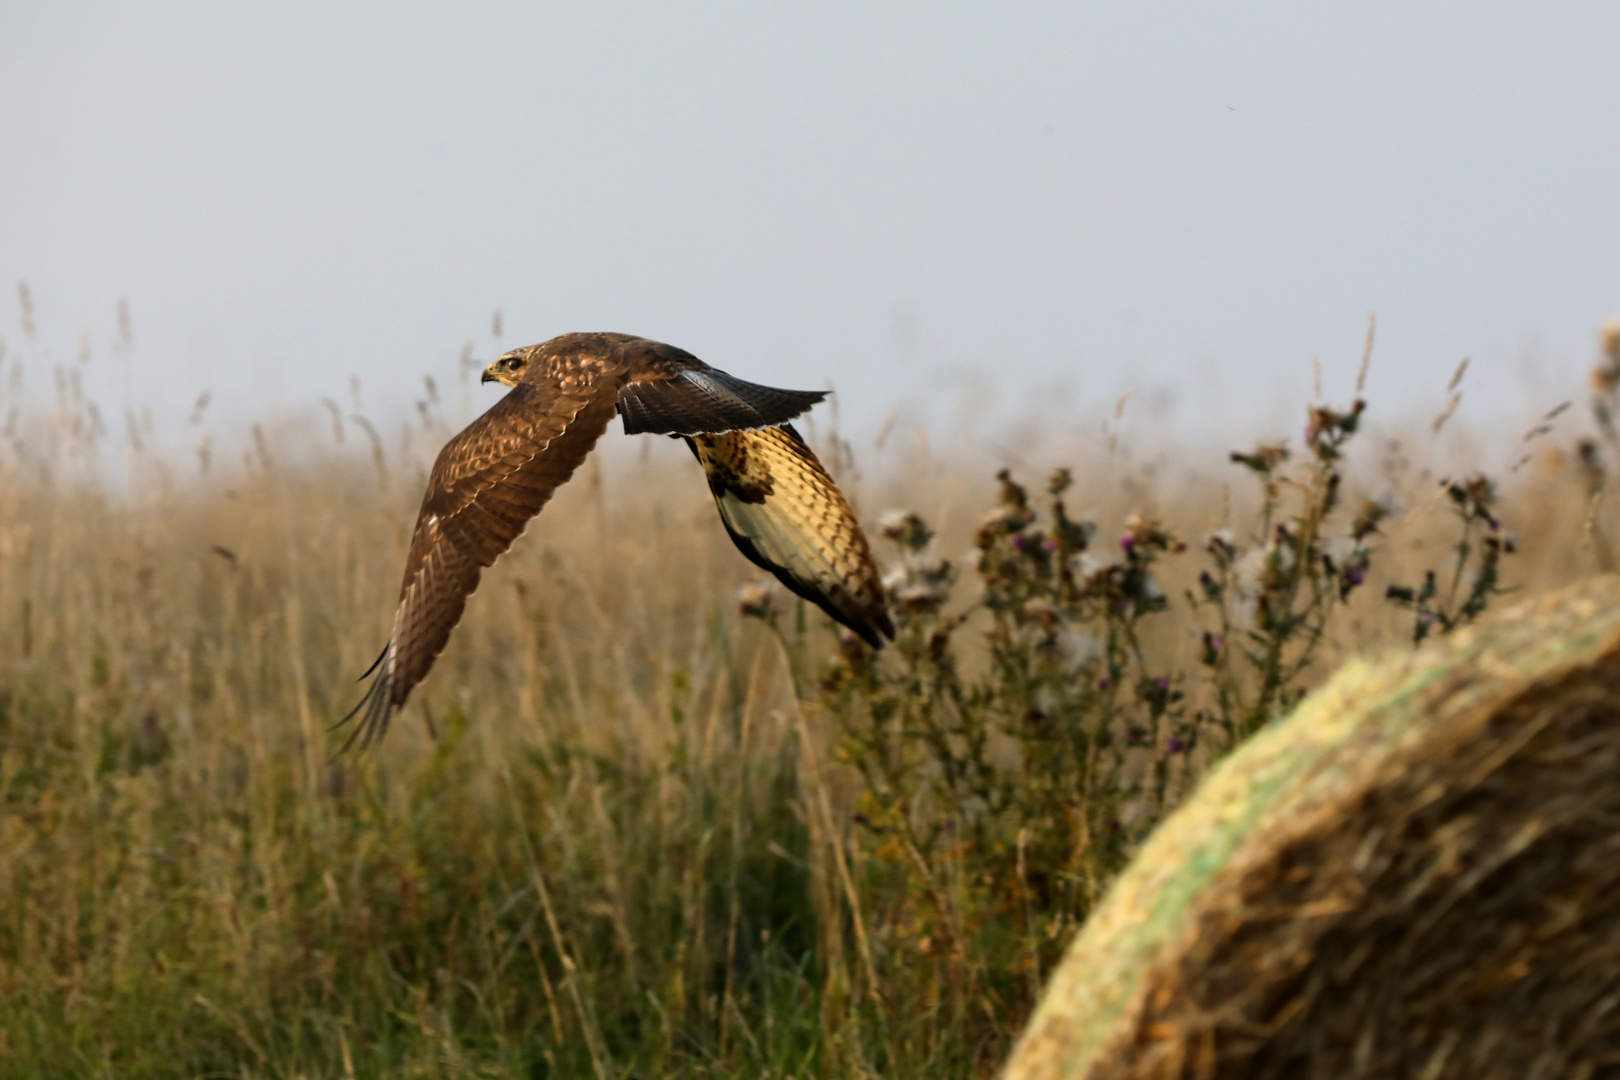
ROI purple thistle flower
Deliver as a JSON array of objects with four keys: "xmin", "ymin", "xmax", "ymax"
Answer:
[
  {"xmin": 1119, "ymin": 536, "xmax": 1135, "ymax": 552},
  {"xmin": 1012, "ymin": 534, "xmax": 1026, "ymax": 551},
  {"xmin": 1167, "ymin": 737, "xmax": 1185, "ymax": 753},
  {"xmin": 1154, "ymin": 677, "xmax": 1170, "ymax": 691},
  {"xmin": 1348, "ymin": 569, "xmax": 1365, "ymax": 587},
  {"xmin": 1210, "ymin": 635, "xmax": 1224, "ymax": 652},
  {"xmin": 1097, "ymin": 675, "xmax": 1111, "ymax": 690},
  {"xmin": 1042, "ymin": 537, "xmax": 1059, "ymax": 553}
]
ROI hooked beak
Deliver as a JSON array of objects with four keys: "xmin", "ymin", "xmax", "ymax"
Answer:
[{"xmin": 480, "ymin": 367, "xmax": 497, "ymax": 384}]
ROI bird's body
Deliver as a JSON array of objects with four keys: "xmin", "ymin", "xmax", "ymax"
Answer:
[{"xmin": 343, "ymin": 332, "xmax": 892, "ymax": 748}]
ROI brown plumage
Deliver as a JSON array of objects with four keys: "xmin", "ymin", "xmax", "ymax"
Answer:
[{"xmin": 341, "ymin": 332, "xmax": 892, "ymax": 749}]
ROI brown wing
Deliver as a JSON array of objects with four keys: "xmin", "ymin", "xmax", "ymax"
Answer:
[
  {"xmin": 689, "ymin": 424, "xmax": 894, "ymax": 647},
  {"xmin": 612, "ymin": 337, "xmax": 827, "ymax": 436},
  {"xmin": 342, "ymin": 376, "xmax": 617, "ymax": 749}
]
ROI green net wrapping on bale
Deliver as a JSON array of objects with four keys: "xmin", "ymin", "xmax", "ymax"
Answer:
[{"xmin": 1002, "ymin": 576, "xmax": 1620, "ymax": 1080}]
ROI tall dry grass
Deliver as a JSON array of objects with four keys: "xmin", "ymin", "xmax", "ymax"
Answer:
[{"xmin": 0, "ymin": 309, "xmax": 1613, "ymax": 1077}]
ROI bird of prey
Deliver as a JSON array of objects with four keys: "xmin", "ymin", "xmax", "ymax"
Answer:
[{"xmin": 342, "ymin": 331, "xmax": 893, "ymax": 748}]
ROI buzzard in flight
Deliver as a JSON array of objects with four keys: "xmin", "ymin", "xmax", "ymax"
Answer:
[{"xmin": 342, "ymin": 332, "xmax": 893, "ymax": 748}]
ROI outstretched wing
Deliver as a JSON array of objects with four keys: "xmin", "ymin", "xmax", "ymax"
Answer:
[
  {"xmin": 614, "ymin": 338, "xmax": 827, "ymax": 436},
  {"xmin": 342, "ymin": 377, "xmax": 618, "ymax": 749},
  {"xmin": 689, "ymin": 425, "xmax": 894, "ymax": 647}
]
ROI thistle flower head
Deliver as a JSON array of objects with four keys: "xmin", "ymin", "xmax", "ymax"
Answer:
[{"xmin": 737, "ymin": 581, "xmax": 774, "ymax": 621}]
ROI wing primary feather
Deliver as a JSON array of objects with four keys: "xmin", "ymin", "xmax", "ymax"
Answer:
[
  {"xmin": 356, "ymin": 642, "xmax": 389, "ymax": 681},
  {"xmin": 334, "ymin": 651, "xmax": 394, "ymax": 753},
  {"xmin": 686, "ymin": 370, "xmax": 827, "ymax": 425},
  {"xmin": 619, "ymin": 369, "xmax": 826, "ymax": 436}
]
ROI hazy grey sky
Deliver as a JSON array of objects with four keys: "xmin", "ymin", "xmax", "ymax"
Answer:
[{"xmin": 4, "ymin": 2, "xmax": 1619, "ymax": 449}]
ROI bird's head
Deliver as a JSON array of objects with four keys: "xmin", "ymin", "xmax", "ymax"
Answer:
[{"xmin": 482, "ymin": 349, "xmax": 529, "ymax": 388}]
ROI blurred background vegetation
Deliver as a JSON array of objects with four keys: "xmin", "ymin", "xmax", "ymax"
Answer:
[{"xmin": 1, "ymin": 317, "xmax": 1616, "ymax": 1077}]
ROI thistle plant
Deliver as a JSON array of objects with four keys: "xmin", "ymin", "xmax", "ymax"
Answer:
[
  {"xmin": 794, "ymin": 376, "xmax": 1525, "ymax": 1063},
  {"xmin": 1194, "ymin": 396, "xmax": 1387, "ymax": 738},
  {"xmin": 1385, "ymin": 474, "xmax": 1517, "ymax": 644},
  {"xmin": 809, "ymin": 469, "xmax": 1204, "ymax": 1053}
]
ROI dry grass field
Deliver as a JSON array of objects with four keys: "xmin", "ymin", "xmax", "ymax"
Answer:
[{"xmin": 0, "ymin": 322, "xmax": 1615, "ymax": 1078}]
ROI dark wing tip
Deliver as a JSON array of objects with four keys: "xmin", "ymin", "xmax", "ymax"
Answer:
[
  {"xmin": 713, "ymin": 508, "xmax": 894, "ymax": 649},
  {"xmin": 827, "ymin": 603, "xmax": 894, "ymax": 649},
  {"xmin": 620, "ymin": 369, "xmax": 826, "ymax": 436},
  {"xmin": 778, "ymin": 564, "xmax": 894, "ymax": 649},
  {"xmin": 332, "ymin": 643, "xmax": 404, "ymax": 754},
  {"xmin": 835, "ymin": 596, "xmax": 895, "ymax": 648},
  {"xmin": 865, "ymin": 608, "xmax": 897, "ymax": 647}
]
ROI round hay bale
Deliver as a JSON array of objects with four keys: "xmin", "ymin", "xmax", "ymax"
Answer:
[{"xmin": 1003, "ymin": 576, "xmax": 1620, "ymax": 1080}]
